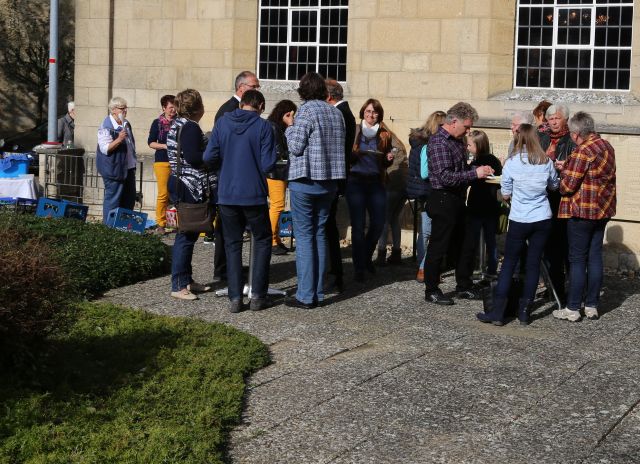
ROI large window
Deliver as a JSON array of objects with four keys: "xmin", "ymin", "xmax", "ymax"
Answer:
[
  {"xmin": 258, "ymin": 0, "xmax": 348, "ymax": 82},
  {"xmin": 515, "ymin": 0, "xmax": 633, "ymax": 90}
]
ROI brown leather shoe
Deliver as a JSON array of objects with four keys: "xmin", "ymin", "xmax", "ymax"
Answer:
[{"xmin": 416, "ymin": 269, "xmax": 424, "ymax": 283}]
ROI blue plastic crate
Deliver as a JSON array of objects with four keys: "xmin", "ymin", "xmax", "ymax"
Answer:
[
  {"xmin": 36, "ymin": 198, "xmax": 88, "ymax": 221},
  {"xmin": 0, "ymin": 197, "xmax": 37, "ymax": 214},
  {"xmin": 106, "ymin": 207, "xmax": 148, "ymax": 234}
]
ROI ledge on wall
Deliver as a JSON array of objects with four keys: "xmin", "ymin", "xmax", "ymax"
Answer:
[{"xmin": 479, "ymin": 88, "xmax": 640, "ymax": 136}]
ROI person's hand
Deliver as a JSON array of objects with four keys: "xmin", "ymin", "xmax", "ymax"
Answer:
[
  {"xmin": 283, "ymin": 111, "xmax": 295, "ymax": 127},
  {"xmin": 476, "ymin": 165, "xmax": 494, "ymax": 179},
  {"xmin": 554, "ymin": 160, "xmax": 565, "ymax": 171},
  {"xmin": 115, "ymin": 129, "xmax": 127, "ymax": 143},
  {"xmin": 386, "ymin": 147, "xmax": 397, "ymax": 162},
  {"xmin": 502, "ymin": 194, "xmax": 511, "ymax": 202}
]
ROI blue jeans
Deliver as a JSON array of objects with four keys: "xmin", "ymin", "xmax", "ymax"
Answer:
[
  {"xmin": 219, "ymin": 204, "xmax": 272, "ymax": 301},
  {"xmin": 566, "ymin": 217, "xmax": 608, "ymax": 311},
  {"xmin": 417, "ymin": 209, "xmax": 432, "ymax": 270},
  {"xmin": 495, "ymin": 219, "xmax": 552, "ymax": 302},
  {"xmin": 290, "ymin": 190, "xmax": 333, "ymax": 304},
  {"xmin": 169, "ymin": 177, "xmax": 200, "ymax": 292},
  {"xmin": 346, "ymin": 179, "xmax": 387, "ymax": 273},
  {"xmin": 102, "ymin": 168, "xmax": 136, "ymax": 223},
  {"xmin": 468, "ymin": 214, "xmax": 499, "ymax": 275},
  {"xmin": 378, "ymin": 190, "xmax": 407, "ymax": 250}
]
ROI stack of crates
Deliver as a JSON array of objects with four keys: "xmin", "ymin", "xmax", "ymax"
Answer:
[
  {"xmin": 35, "ymin": 198, "xmax": 89, "ymax": 222},
  {"xmin": 0, "ymin": 197, "xmax": 38, "ymax": 214}
]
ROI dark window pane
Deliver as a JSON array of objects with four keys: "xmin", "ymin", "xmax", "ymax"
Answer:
[
  {"xmin": 619, "ymin": 50, "xmax": 631, "ymax": 69},
  {"xmin": 593, "ymin": 70, "xmax": 604, "ymax": 89},
  {"xmin": 516, "ymin": 68, "xmax": 527, "ymax": 87},
  {"xmin": 618, "ymin": 70, "xmax": 630, "ymax": 90},
  {"xmin": 540, "ymin": 69, "xmax": 551, "ymax": 87},
  {"xmin": 578, "ymin": 70, "xmax": 590, "ymax": 89},
  {"xmin": 554, "ymin": 69, "xmax": 566, "ymax": 88},
  {"xmin": 593, "ymin": 49, "xmax": 605, "ymax": 68}
]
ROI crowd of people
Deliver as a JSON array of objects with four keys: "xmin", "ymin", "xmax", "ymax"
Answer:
[{"xmin": 95, "ymin": 70, "xmax": 617, "ymax": 323}]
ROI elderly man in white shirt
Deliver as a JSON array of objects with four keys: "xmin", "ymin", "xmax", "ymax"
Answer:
[{"xmin": 96, "ymin": 97, "xmax": 137, "ymax": 222}]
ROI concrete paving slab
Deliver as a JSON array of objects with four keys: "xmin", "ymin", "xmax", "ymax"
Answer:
[{"xmin": 100, "ymin": 242, "xmax": 640, "ymax": 463}]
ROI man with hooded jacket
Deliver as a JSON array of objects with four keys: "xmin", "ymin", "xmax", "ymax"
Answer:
[{"xmin": 204, "ymin": 90, "xmax": 277, "ymax": 313}]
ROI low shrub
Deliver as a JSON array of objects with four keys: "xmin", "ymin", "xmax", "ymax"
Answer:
[
  {"xmin": 0, "ymin": 213, "xmax": 171, "ymax": 298},
  {"xmin": 0, "ymin": 227, "xmax": 71, "ymax": 367},
  {"xmin": 0, "ymin": 302, "xmax": 270, "ymax": 463}
]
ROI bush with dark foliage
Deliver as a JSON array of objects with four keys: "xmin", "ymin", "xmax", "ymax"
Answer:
[
  {"xmin": 0, "ymin": 213, "xmax": 171, "ymax": 298},
  {"xmin": 0, "ymin": 227, "xmax": 71, "ymax": 366}
]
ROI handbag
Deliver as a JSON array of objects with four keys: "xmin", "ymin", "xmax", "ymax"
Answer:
[{"xmin": 174, "ymin": 124, "xmax": 215, "ymax": 234}]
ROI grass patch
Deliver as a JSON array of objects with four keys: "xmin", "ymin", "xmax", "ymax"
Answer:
[{"xmin": 0, "ymin": 302, "xmax": 270, "ymax": 463}]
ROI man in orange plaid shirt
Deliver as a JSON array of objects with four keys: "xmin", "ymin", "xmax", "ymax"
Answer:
[{"xmin": 552, "ymin": 112, "xmax": 616, "ymax": 322}]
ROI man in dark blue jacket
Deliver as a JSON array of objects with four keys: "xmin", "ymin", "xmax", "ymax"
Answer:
[{"xmin": 204, "ymin": 90, "xmax": 276, "ymax": 313}]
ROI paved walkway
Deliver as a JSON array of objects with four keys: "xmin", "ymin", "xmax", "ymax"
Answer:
[{"xmin": 102, "ymin": 240, "xmax": 640, "ymax": 464}]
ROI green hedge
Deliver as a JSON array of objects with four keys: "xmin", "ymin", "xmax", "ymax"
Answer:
[
  {"xmin": 0, "ymin": 213, "xmax": 170, "ymax": 299},
  {"xmin": 0, "ymin": 302, "xmax": 270, "ymax": 463}
]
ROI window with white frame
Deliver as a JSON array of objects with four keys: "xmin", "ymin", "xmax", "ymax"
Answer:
[
  {"xmin": 258, "ymin": 0, "xmax": 348, "ymax": 82},
  {"xmin": 515, "ymin": 0, "xmax": 633, "ymax": 90}
]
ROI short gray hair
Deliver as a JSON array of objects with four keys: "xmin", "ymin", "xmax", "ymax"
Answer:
[
  {"xmin": 445, "ymin": 101, "xmax": 479, "ymax": 123},
  {"xmin": 511, "ymin": 110, "xmax": 534, "ymax": 125},
  {"xmin": 568, "ymin": 111, "xmax": 596, "ymax": 138},
  {"xmin": 67, "ymin": 101, "xmax": 75, "ymax": 112},
  {"xmin": 234, "ymin": 71, "xmax": 257, "ymax": 90},
  {"xmin": 546, "ymin": 103, "xmax": 570, "ymax": 120},
  {"xmin": 108, "ymin": 96, "xmax": 127, "ymax": 112}
]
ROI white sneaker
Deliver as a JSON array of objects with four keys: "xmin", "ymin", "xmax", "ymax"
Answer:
[
  {"xmin": 171, "ymin": 289, "xmax": 199, "ymax": 300},
  {"xmin": 584, "ymin": 306, "xmax": 599, "ymax": 320},
  {"xmin": 552, "ymin": 307, "xmax": 582, "ymax": 322}
]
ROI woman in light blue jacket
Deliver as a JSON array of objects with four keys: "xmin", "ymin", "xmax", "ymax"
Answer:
[{"xmin": 477, "ymin": 124, "xmax": 559, "ymax": 326}]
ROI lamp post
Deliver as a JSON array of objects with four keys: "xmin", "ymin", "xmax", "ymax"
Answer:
[{"xmin": 46, "ymin": 0, "xmax": 59, "ymax": 144}]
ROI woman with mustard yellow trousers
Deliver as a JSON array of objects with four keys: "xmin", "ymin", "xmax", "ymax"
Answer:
[
  {"xmin": 148, "ymin": 94, "xmax": 176, "ymax": 234},
  {"xmin": 267, "ymin": 99, "xmax": 297, "ymax": 255}
]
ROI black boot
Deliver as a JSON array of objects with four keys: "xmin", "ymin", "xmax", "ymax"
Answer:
[
  {"xmin": 477, "ymin": 296, "xmax": 507, "ymax": 326},
  {"xmin": 518, "ymin": 298, "xmax": 532, "ymax": 326},
  {"xmin": 375, "ymin": 248, "xmax": 387, "ymax": 266}
]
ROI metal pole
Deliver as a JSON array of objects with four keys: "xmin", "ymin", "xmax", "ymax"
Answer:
[{"xmin": 46, "ymin": 0, "xmax": 59, "ymax": 143}]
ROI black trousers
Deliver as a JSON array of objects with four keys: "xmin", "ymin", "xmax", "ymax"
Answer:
[
  {"xmin": 214, "ymin": 206, "xmax": 227, "ymax": 279},
  {"xmin": 423, "ymin": 190, "xmax": 475, "ymax": 294},
  {"xmin": 325, "ymin": 194, "xmax": 343, "ymax": 279}
]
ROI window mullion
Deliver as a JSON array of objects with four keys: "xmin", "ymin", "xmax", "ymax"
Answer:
[{"xmin": 551, "ymin": 6, "xmax": 559, "ymax": 89}]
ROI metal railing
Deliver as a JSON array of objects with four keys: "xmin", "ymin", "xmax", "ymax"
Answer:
[{"xmin": 43, "ymin": 152, "xmax": 157, "ymax": 214}]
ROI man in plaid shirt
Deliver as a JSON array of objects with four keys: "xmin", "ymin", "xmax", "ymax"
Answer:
[
  {"xmin": 552, "ymin": 111, "xmax": 616, "ymax": 322},
  {"xmin": 423, "ymin": 102, "xmax": 494, "ymax": 306}
]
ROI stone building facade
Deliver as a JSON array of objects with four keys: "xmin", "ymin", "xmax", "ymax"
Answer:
[{"xmin": 73, "ymin": 0, "xmax": 640, "ymax": 270}]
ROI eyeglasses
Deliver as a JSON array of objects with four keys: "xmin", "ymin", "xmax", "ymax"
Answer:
[
  {"xmin": 364, "ymin": 110, "xmax": 379, "ymax": 115},
  {"xmin": 243, "ymin": 83, "xmax": 260, "ymax": 90},
  {"xmin": 116, "ymin": 106, "xmax": 128, "ymax": 110}
]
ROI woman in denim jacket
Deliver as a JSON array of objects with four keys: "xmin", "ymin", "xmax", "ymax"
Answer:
[{"xmin": 477, "ymin": 124, "xmax": 559, "ymax": 326}]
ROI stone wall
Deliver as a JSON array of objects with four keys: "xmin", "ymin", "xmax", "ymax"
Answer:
[{"xmin": 73, "ymin": 0, "xmax": 640, "ymax": 269}]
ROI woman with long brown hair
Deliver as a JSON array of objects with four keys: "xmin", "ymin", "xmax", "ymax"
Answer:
[
  {"xmin": 346, "ymin": 98, "xmax": 399, "ymax": 281},
  {"xmin": 477, "ymin": 124, "xmax": 559, "ymax": 326}
]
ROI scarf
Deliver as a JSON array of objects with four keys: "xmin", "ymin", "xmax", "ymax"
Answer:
[
  {"xmin": 158, "ymin": 114, "xmax": 173, "ymax": 142},
  {"xmin": 361, "ymin": 121, "xmax": 379, "ymax": 139},
  {"xmin": 545, "ymin": 125, "xmax": 569, "ymax": 161}
]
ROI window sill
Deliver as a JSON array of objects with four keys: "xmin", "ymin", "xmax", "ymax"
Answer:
[{"xmin": 489, "ymin": 88, "xmax": 640, "ymax": 106}]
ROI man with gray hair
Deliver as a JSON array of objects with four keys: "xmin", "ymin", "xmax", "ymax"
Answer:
[
  {"xmin": 552, "ymin": 111, "xmax": 616, "ymax": 322},
  {"xmin": 57, "ymin": 101, "xmax": 75, "ymax": 145},
  {"xmin": 96, "ymin": 97, "xmax": 137, "ymax": 222},
  {"xmin": 214, "ymin": 71, "xmax": 260, "ymax": 123},
  {"xmin": 423, "ymin": 102, "xmax": 494, "ymax": 305}
]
